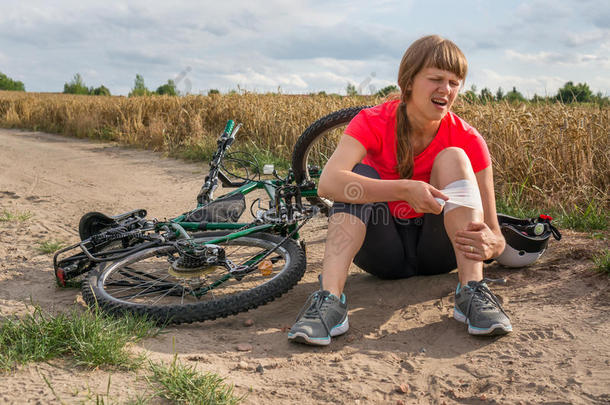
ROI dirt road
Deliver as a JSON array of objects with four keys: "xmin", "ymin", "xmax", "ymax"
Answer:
[{"xmin": 0, "ymin": 128, "xmax": 608, "ymax": 404}]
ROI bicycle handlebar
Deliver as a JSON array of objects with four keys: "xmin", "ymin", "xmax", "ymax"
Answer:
[
  {"xmin": 224, "ymin": 120, "xmax": 235, "ymax": 135},
  {"xmin": 224, "ymin": 120, "xmax": 235, "ymax": 136}
]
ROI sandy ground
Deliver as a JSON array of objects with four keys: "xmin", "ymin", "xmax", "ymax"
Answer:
[{"xmin": 0, "ymin": 128, "xmax": 608, "ymax": 405}]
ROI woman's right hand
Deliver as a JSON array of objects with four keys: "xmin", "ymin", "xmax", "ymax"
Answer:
[{"xmin": 399, "ymin": 180, "xmax": 448, "ymax": 214}]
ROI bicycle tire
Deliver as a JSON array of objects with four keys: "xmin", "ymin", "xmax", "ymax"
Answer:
[
  {"xmin": 82, "ymin": 231, "xmax": 306, "ymax": 324},
  {"xmin": 291, "ymin": 105, "xmax": 371, "ymax": 214}
]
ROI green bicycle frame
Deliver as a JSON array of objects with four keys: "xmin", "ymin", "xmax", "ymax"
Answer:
[{"xmin": 159, "ymin": 176, "xmax": 302, "ymax": 242}]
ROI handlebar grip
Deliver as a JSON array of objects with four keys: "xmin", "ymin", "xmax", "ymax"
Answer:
[{"xmin": 224, "ymin": 120, "xmax": 235, "ymax": 136}]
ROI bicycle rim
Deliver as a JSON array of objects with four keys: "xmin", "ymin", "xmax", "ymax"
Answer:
[
  {"xmin": 82, "ymin": 231, "xmax": 305, "ymax": 324},
  {"xmin": 291, "ymin": 106, "xmax": 370, "ymax": 214}
]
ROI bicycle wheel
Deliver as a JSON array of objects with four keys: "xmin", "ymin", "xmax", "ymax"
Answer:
[
  {"xmin": 291, "ymin": 105, "xmax": 370, "ymax": 214},
  {"xmin": 82, "ymin": 231, "xmax": 306, "ymax": 324}
]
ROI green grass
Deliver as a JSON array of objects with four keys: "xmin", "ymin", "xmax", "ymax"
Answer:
[
  {"xmin": 592, "ymin": 249, "xmax": 610, "ymax": 275},
  {"xmin": 238, "ymin": 140, "xmax": 292, "ymax": 172},
  {"xmin": 0, "ymin": 305, "xmax": 159, "ymax": 372},
  {"xmin": 0, "ymin": 209, "xmax": 33, "ymax": 222},
  {"xmin": 146, "ymin": 354, "xmax": 244, "ymax": 405},
  {"xmin": 555, "ymin": 200, "xmax": 609, "ymax": 232},
  {"xmin": 41, "ymin": 371, "xmax": 154, "ymax": 405},
  {"xmin": 1, "ymin": 305, "xmax": 241, "ymax": 403},
  {"xmin": 496, "ymin": 194, "xmax": 608, "ymax": 232},
  {"xmin": 39, "ymin": 355, "xmax": 244, "ymax": 405},
  {"xmin": 495, "ymin": 196, "xmax": 540, "ymax": 220},
  {"xmin": 37, "ymin": 239, "xmax": 65, "ymax": 254},
  {"xmin": 180, "ymin": 139, "xmax": 291, "ymax": 177}
]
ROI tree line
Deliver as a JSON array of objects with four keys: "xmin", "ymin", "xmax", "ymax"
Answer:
[
  {"xmin": 0, "ymin": 71, "xmax": 178, "ymax": 97},
  {"xmin": 348, "ymin": 82, "xmax": 609, "ymax": 105},
  {"xmin": 61, "ymin": 73, "xmax": 178, "ymax": 97},
  {"xmin": 0, "ymin": 72, "xmax": 25, "ymax": 91},
  {"xmin": 459, "ymin": 82, "xmax": 608, "ymax": 105},
  {"xmin": 0, "ymin": 70, "xmax": 608, "ymax": 104},
  {"xmin": 347, "ymin": 82, "xmax": 608, "ymax": 105}
]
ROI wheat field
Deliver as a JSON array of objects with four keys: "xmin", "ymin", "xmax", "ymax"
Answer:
[{"xmin": 0, "ymin": 91, "xmax": 607, "ymax": 215}]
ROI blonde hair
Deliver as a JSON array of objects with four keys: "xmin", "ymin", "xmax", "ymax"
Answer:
[{"xmin": 395, "ymin": 35, "xmax": 468, "ymax": 178}]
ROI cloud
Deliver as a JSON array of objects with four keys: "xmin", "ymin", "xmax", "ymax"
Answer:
[
  {"xmin": 223, "ymin": 69, "xmax": 308, "ymax": 89},
  {"xmin": 579, "ymin": 0, "xmax": 610, "ymax": 28},
  {"xmin": 505, "ymin": 49, "xmax": 609, "ymax": 66},
  {"xmin": 593, "ymin": 76, "xmax": 610, "ymax": 95},
  {"xmin": 478, "ymin": 68, "xmax": 567, "ymax": 97},
  {"xmin": 1, "ymin": 1, "xmax": 608, "ymax": 95},
  {"xmin": 505, "ymin": 50, "xmax": 576, "ymax": 65},
  {"xmin": 260, "ymin": 23, "xmax": 407, "ymax": 61},
  {"xmin": 514, "ymin": 0, "xmax": 573, "ymax": 23},
  {"xmin": 565, "ymin": 30, "xmax": 609, "ymax": 47},
  {"xmin": 107, "ymin": 50, "xmax": 171, "ymax": 66}
]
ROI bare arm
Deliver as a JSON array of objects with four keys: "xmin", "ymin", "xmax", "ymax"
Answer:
[{"xmin": 318, "ymin": 135, "xmax": 447, "ymax": 214}]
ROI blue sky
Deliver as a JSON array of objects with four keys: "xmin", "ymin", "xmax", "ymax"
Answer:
[{"xmin": 1, "ymin": 0, "xmax": 608, "ymax": 97}]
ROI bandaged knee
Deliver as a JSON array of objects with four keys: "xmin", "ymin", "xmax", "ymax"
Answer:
[{"xmin": 437, "ymin": 179, "xmax": 483, "ymax": 213}]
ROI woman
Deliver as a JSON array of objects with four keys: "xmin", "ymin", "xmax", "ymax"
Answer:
[{"xmin": 287, "ymin": 35, "xmax": 511, "ymax": 346}]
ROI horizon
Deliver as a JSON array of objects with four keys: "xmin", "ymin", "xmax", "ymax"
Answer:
[{"xmin": 1, "ymin": 0, "xmax": 608, "ymax": 97}]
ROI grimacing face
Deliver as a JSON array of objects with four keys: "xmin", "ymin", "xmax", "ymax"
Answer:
[{"xmin": 406, "ymin": 67, "xmax": 462, "ymax": 122}]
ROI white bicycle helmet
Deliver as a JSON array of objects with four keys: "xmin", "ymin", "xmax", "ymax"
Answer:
[{"xmin": 495, "ymin": 214, "xmax": 562, "ymax": 267}]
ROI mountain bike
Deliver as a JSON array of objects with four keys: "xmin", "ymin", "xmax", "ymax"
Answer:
[{"xmin": 53, "ymin": 106, "xmax": 369, "ymax": 324}]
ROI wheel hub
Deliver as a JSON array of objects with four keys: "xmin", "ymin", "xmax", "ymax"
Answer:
[{"xmin": 168, "ymin": 243, "xmax": 225, "ymax": 277}]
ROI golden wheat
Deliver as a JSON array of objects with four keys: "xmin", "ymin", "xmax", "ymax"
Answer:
[{"xmin": 0, "ymin": 91, "xmax": 607, "ymax": 212}]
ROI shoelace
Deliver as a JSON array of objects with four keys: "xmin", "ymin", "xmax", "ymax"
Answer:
[
  {"xmin": 465, "ymin": 278, "xmax": 508, "ymax": 318},
  {"xmin": 298, "ymin": 290, "xmax": 334, "ymax": 335}
]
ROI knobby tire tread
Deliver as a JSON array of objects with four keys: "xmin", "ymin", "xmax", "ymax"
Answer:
[
  {"xmin": 291, "ymin": 105, "xmax": 370, "ymax": 184},
  {"xmin": 291, "ymin": 105, "xmax": 371, "ymax": 212},
  {"xmin": 82, "ymin": 231, "xmax": 306, "ymax": 324}
]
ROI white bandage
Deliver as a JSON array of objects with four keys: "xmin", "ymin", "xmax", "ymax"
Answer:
[{"xmin": 438, "ymin": 179, "xmax": 483, "ymax": 213}]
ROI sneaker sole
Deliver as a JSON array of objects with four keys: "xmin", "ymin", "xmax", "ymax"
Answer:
[
  {"xmin": 287, "ymin": 317, "xmax": 349, "ymax": 346},
  {"xmin": 453, "ymin": 307, "xmax": 512, "ymax": 336}
]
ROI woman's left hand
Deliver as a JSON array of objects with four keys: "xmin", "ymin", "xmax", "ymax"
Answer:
[{"xmin": 455, "ymin": 221, "xmax": 503, "ymax": 261}]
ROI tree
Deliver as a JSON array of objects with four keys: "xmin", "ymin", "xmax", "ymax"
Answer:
[
  {"xmin": 63, "ymin": 73, "xmax": 90, "ymax": 95},
  {"xmin": 495, "ymin": 87, "xmax": 505, "ymax": 101},
  {"xmin": 592, "ymin": 91, "xmax": 610, "ymax": 106},
  {"xmin": 0, "ymin": 72, "xmax": 25, "ymax": 91},
  {"xmin": 129, "ymin": 74, "xmax": 150, "ymax": 97},
  {"xmin": 530, "ymin": 94, "xmax": 548, "ymax": 104},
  {"xmin": 462, "ymin": 84, "xmax": 478, "ymax": 103},
  {"xmin": 479, "ymin": 87, "xmax": 493, "ymax": 104},
  {"xmin": 156, "ymin": 79, "xmax": 177, "ymax": 96},
  {"xmin": 91, "ymin": 85, "xmax": 111, "ymax": 96},
  {"xmin": 505, "ymin": 86, "xmax": 526, "ymax": 103},
  {"xmin": 375, "ymin": 85, "xmax": 399, "ymax": 97},
  {"xmin": 556, "ymin": 81, "xmax": 593, "ymax": 103},
  {"xmin": 207, "ymin": 89, "xmax": 220, "ymax": 96},
  {"xmin": 346, "ymin": 82, "xmax": 358, "ymax": 96}
]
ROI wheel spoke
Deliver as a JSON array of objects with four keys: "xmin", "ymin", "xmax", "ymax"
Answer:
[
  {"xmin": 86, "ymin": 233, "xmax": 304, "ymax": 324},
  {"xmin": 118, "ymin": 272, "xmax": 172, "ymax": 301}
]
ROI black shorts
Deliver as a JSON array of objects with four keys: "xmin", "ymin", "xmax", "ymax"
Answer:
[{"xmin": 329, "ymin": 163, "xmax": 457, "ymax": 279}]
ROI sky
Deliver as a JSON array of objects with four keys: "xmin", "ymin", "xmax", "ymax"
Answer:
[{"xmin": 1, "ymin": 0, "xmax": 609, "ymax": 97}]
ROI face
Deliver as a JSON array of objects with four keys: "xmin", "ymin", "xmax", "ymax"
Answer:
[{"xmin": 405, "ymin": 67, "xmax": 462, "ymax": 123}]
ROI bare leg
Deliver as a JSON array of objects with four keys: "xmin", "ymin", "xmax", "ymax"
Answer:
[
  {"xmin": 320, "ymin": 213, "xmax": 366, "ymax": 296},
  {"xmin": 430, "ymin": 147, "xmax": 484, "ymax": 285}
]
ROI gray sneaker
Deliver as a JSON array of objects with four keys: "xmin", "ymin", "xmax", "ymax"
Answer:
[
  {"xmin": 454, "ymin": 279, "xmax": 512, "ymax": 336},
  {"xmin": 288, "ymin": 289, "xmax": 349, "ymax": 346}
]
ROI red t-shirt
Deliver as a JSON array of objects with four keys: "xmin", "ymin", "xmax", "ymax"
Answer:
[{"xmin": 344, "ymin": 99, "xmax": 491, "ymax": 219}]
